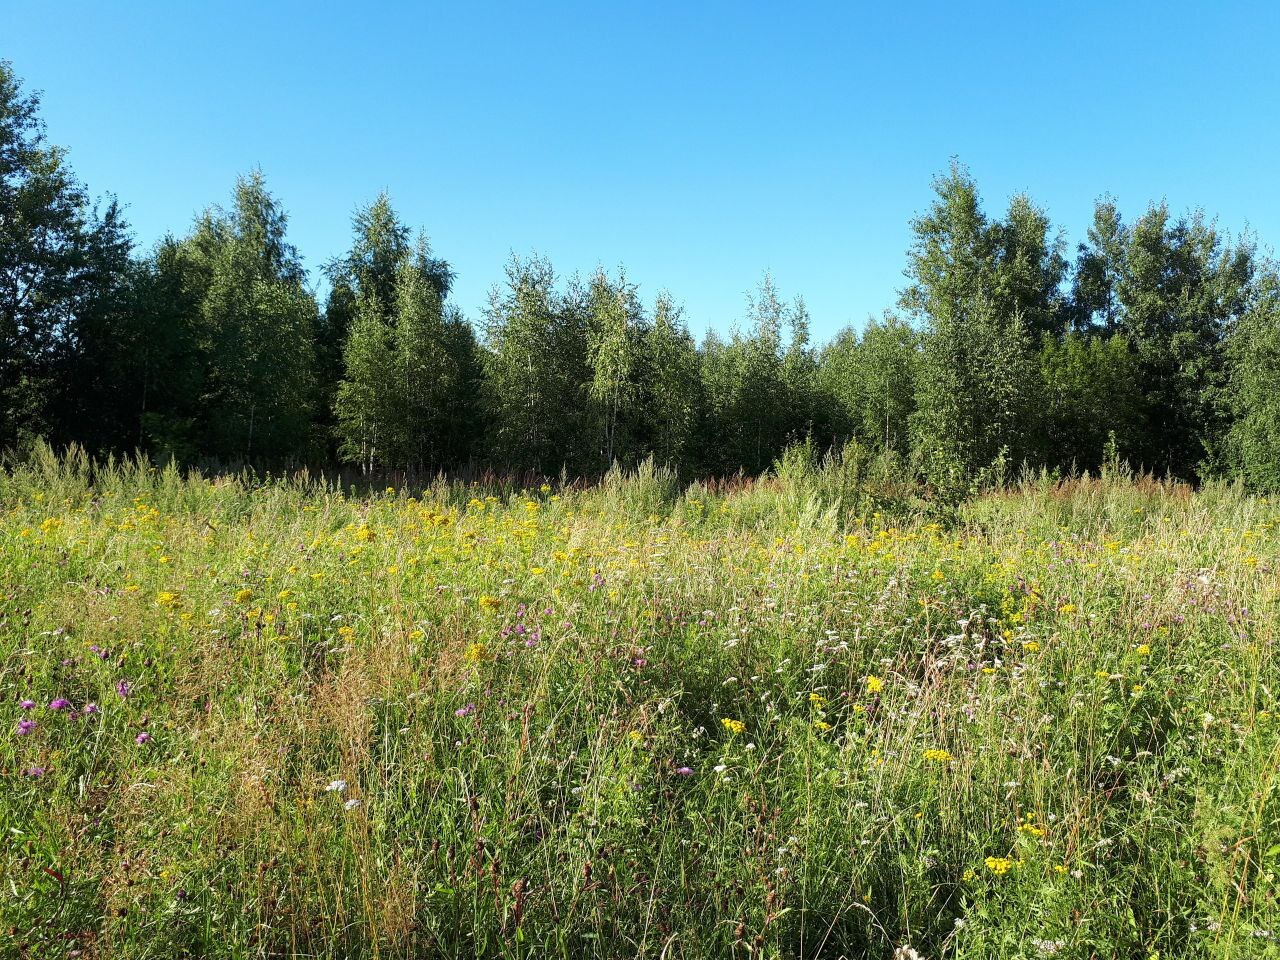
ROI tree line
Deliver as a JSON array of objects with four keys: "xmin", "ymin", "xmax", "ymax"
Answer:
[{"xmin": 5, "ymin": 61, "xmax": 1280, "ymax": 488}]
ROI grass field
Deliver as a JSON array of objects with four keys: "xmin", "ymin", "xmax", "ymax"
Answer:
[{"xmin": 3, "ymin": 451, "xmax": 1279, "ymax": 958}]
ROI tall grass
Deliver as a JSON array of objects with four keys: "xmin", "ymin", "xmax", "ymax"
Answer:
[{"xmin": 2, "ymin": 452, "xmax": 1278, "ymax": 957}]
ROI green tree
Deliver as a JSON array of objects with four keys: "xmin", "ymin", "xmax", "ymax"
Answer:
[
  {"xmin": 482, "ymin": 255, "xmax": 591, "ymax": 475},
  {"xmin": 1038, "ymin": 333, "xmax": 1143, "ymax": 472},
  {"xmin": 902, "ymin": 163, "xmax": 1040, "ymax": 477},
  {"xmin": 584, "ymin": 267, "xmax": 643, "ymax": 469},
  {"xmin": 181, "ymin": 174, "xmax": 318, "ymax": 461},
  {"xmin": 332, "ymin": 206, "xmax": 478, "ymax": 472},
  {"xmin": 1224, "ymin": 264, "xmax": 1280, "ymax": 490},
  {"xmin": 0, "ymin": 61, "xmax": 132, "ymax": 450},
  {"xmin": 640, "ymin": 292, "xmax": 703, "ymax": 471}
]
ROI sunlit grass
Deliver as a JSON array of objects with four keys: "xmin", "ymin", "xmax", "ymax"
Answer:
[{"xmin": 3, "ymin": 452, "xmax": 1278, "ymax": 958}]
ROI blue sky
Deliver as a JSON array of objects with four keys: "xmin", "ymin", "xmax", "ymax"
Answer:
[{"xmin": 7, "ymin": 1, "xmax": 1279, "ymax": 342}]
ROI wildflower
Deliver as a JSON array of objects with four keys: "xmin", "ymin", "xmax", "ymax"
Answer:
[
  {"xmin": 325, "ymin": 780, "xmax": 347, "ymax": 793},
  {"xmin": 1018, "ymin": 822, "xmax": 1046, "ymax": 838},
  {"xmin": 344, "ymin": 798, "xmax": 361, "ymax": 811},
  {"xmin": 1022, "ymin": 640, "xmax": 1040, "ymax": 652},
  {"xmin": 813, "ymin": 720, "xmax": 833, "ymax": 731},
  {"xmin": 675, "ymin": 766, "xmax": 693, "ymax": 776},
  {"xmin": 116, "ymin": 680, "xmax": 132, "ymax": 698},
  {"xmin": 923, "ymin": 748, "xmax": 953, "ymax": 763},
  {"xmin": 49, "ymin": 698, "xmax": 72, "ymax": 711},
  {"xmin": 464, "ymin": 642, "xmax": 489, "ymax": 664},
  {"xmin": 19, "ymin": 700, "xmax": 35, "ymax": 710},
  {"xmin": 22, "ymin": 766, "xmax": 45, "ymax": 777},
  {"xmin": 135, "ymin": 732, "xmax": 152, "ymax": 744},
  {"xmin": 1135, "ymin": 643, "xmax": 1151, "ymax": 656},
  {"xmin": 721, "ymin": 718, "xmax": 745, "ymax": 735},
  {"xmin": 455, "ymin": 704, "xmax": 476, "ymax": 718},
  {"xmin": 808, "ymin": 692, "xmax": 827, "ymax": 706},
  {"xmin": 82, "ymin": 703, "xmax": 99, "ymax": 715},
  {"xmin": 234, "ymin": 588, "xmax": 254, "ymax": 604},
  {"xmin": 17, "ymin": 718, "xmax": 35, "ymax": 736},
  {"xmin": 1058, "ymin": 603, "xmax": 1076, "ymax": 615},
  {"xmin": 984, "ymin": 855, "xmax": 1016, "ymax": 876},
  {"xmin": 156, "ymin": 591, "xmax": 180, "ymax": 607},
  {"xmin": 478, "ymin": 595, "xmax": 501, "ymax": 611},
  {"xmin": 337, "ymin": 625, "xmax": 355, "ymax": 640},
  {"xmin": 866, "ymin": 674, "xmax": 885, "ymax": 694}
]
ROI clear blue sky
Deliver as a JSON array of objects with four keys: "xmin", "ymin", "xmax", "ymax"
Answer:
[{"xmin": 8, "ymin": 0, "xmax": 1279, "ymax": 342}]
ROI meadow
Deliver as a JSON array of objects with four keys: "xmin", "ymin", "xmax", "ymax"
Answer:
[{"xmin": 3, "ymin": 449, "xmax": 1279, "ymax": 959}]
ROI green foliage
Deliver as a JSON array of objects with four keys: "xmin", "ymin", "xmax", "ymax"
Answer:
[
  {"xmin": 332, "ymin": 200, "xmax": 480, "ymax": 472},
  {"xmin": 1225, "ymin": 265, "xmax": 1280, "ymax": 490},
  {"xmin": 6, "ymin": 54, "xmax": 1280, "ymax": 493}
]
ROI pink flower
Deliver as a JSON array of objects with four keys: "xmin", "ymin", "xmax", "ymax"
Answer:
[
  {"xmin": 49, "ymin": 698, "xmax": 72, "ymax": 711},
  {"xmin": 116, "ymin": 680, "xmax": 132, "ymax": 698},
  {"xmin": 17, "ymin": 718, "xmax": 35, "ymax": 736},
  {"xmin": 19, "ymin": 700, "xmax": 35, "ymax": 710},
  {"xmin": 135, "ymin": 732, "xmax": 152, "ymax": 744}
]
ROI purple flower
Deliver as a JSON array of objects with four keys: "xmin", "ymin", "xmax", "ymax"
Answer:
[
  {"xmin": 135, "ymin": 732, "xmax": 152, "ymax": 744},
  {"xmin": 22, "ymin": 766, "xmax": 45, "ymax": 777},
  {"xmin": 48, "ymin": 698, "xmax": 72, "ymax": 711},
  {"xmin": 675, "ymin": 766, "xmax": 694, "ymax": 776},
  {"xmin": 82, "ymin": 703, "xmax": 100, "ymax": 715},
  {"xmin": 19, "ymin": 700, "xmax": 35, "ymax": 710},
  {"xmin": 17, "ymin": 718, "xmax": 35, "ymax": 736},
  {"xmin": 455, "ymin": 704, "xmax": 476, "ymax": 718},
  {"xmin": 116, "ymin": 680, "xmax": 132, "ymax": 698}
]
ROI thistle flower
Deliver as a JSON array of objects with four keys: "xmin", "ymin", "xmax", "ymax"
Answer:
[
  {"xmin": 17, "ymin": 718, "xmax": 35, "ymax": 736},
  {"xmin": 19, "ymin": 700, "xmax": 35, "ymax": 710},
  {"xmin": 116, "ymin": 680, "xmax": 132, "ymax": 698},
  {"xmin": 49, "ymin": 698, "xmax": 72, "ymax": 711},
  {"xmin": 135, "ymin": 732, "xmax": 152, "ymax": 744}
]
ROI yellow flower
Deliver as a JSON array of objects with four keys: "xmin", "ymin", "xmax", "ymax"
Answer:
[
  {"xmin": 1018, "ymin": 822, "xmax": 1045, "ymax": 838},
  {"xmin": 1022, "ymin": 640, "xmax": 1040, "ymax": 652},
  {"xmin": 721, "ymin": 718, "xmax": 745, "ymax": 735},
  {"xmin": 1135, "ymin": 643, "xmax": 1151, "ymax": 656},
  {"xmin": 234, "ymin": 588, "xmax": 254, "ymax": 604},
  {"xmin": 1058, "ymin": 603, "xmax": 1077, "ymax": 615},
  {"xmin": 337, "ymin": 625, "xmax": 355, "ymax": 640},
  {"xmin": 865, "ymin": 675, "xmax": 885, "ymax": 694},
  {"xmin": 156, "ymin": 591, "xmax": 180, "ymax": 608},
  {"xmin": 808, "ymin": 692, "xmax": 827, "ymax": 706},
  {"xmin": 813, "ymin": 720, "xmax": 832, "ymax": 731},
  {"xmin": 923, "ymin": 748, "xmax": 953, "ymax": 763},
  {"xmin": 984, "ymin": 855, "xmax": 1016, "ymax": 876},
  {"xmin": 464, "ymin": 642, "xmax": 490, "ymax": 664},
  {"xmin": 478, "ymin": 595, "xmax": 501, "ymax": 611}
]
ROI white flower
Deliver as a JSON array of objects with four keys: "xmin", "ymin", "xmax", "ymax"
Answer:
[
  {"xmin": 344, "ymin": 798, "xmax": 361, "ymax": 811},
  {"xmin": 325, "ymin": 779, "xmax": 347, "ymax": 793}
]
